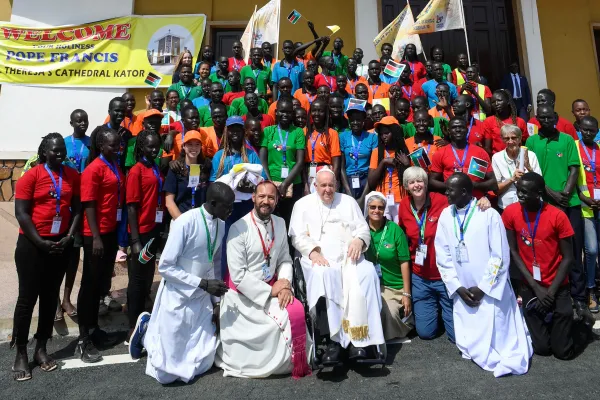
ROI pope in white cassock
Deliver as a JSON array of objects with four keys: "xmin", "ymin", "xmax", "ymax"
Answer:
[
  {"xmin": 216, "ymin": 181, "xmax": 312, "ymax": 379},
  {"xmin": 434, "ymin": 173, "xmax": 532, "ymax": 377},
  {"xmin": 127, "ymin": 183, "xmax": 235, "ymax": 384},
  {"xmin": 289, "ymin": 167, "xmax": 385, "ymax": 364}
]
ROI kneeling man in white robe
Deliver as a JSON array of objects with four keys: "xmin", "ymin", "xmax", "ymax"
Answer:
[
  {"xmin": 289, "ymin": 167, "xmax": 384, "ymax": 365},
  {"xmin": 216, "ymin": 181, "xmax": 312, "ymax": 379},
  {"xmin": 435, "ymin": 173, "xmax": 532, "ymax": 377},
  {"xmin": 128, "ymin": 183, "xmax": 235, "ymax": 384}
]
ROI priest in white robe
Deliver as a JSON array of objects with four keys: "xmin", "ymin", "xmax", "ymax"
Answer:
[
  {"xmin": 434, "ymin": 172, "xmax": 532, "ymax": 377},
  {"xmin": 216, "ymin": 181, "xmax": 312, "ymax": 379},
  {"xmin": 288, "ymin": 167, "xmax": 384, "ymax": 364},
  {"xmin": 128, "ymin": 183, "xmax": 235, "ymax": 384}
]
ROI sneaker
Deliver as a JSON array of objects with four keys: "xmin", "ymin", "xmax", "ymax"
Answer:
[
  {"xmin": 129, "ymin": 312, "xmax": 151, "ymax": 360},
  {"xmin": 104, "ymin": 295, "xmax": 122, "ymax": 312},
  {"xmin": 76, "ymin": 338, "xmax": 102, "ymax": 363},
  {"xmin": 98, "ymin": 299, "xmax": 109, "ymax": 316},
  {"xmin": 589, "ymin": 293, "xmax": 600, "ymax": 314}
]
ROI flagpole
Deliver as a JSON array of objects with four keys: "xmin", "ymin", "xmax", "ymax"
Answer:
[
  {"xmin": 406, "ymin": 0, "xmax": 426, "ymax": 61},
  {"xmin": 458, "ymin": 0, "xmax": 471, "ymax": 65},
  {"xmin": 276, "ymin": 0, "xmax": 281, "ymax": 47}
]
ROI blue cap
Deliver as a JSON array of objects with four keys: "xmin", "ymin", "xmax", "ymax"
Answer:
[
  {"xmin": 345, "ymin": 101, "xmax": 367, "ymax": 116},
  {"xmin": 226, "ymin": 116, "xmax": 244, "ymax": 127}
]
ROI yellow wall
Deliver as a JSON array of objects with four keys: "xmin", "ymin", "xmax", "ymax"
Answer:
[
  {"xmin": 538, "ymin": 0, "xmax": 600, "ymax": 118},
  {"xmin": 0, "ymin": 0, "xmax": 11, "ymax": 21},
  {"xmin": 130, "ymin": 0, "xmax": 356, "ymax": 111}
]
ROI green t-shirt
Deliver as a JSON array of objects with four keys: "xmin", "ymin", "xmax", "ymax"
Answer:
[
  {"xmin": 209, "ymin": 72, "xmax": 232, "ymax": 93},
  {"xmin": 323, "ymin": 51, "xmax": 349, "ymax": 77},
  {"xmin": 365, "ymin": 220, "xmax": 410, "ymax": 289},
  {"xmin": 228, "ymin": 97, "xmax": 269, "ymax": 117},
  {"xmin": 239, "ymin": 65, "xmax": 271, "ymax": 95},
  {"xmin": 403, "ymin": 117, "xmax": 446, "ymax": 139},
  {"xmin": 167, "ymin": 81, "xmax": 202, "ymax": 102},
  {"xmin": 525, "ymin": 132, "xmax": 581, "ymax": 207},
  {"xmin": 442, "ymin": 63, "xmax": 452, "ymax": 77},
  {"xmin": 260, "ymin": 125, "xmax": 306, "ymax": 184},
  {"xmin": 125, "ymin": 137, "xmax": 164, "ymax": 168},
  {"xmin": 198, "ymin": 104, "xmax": 229, "ymax": 127}
]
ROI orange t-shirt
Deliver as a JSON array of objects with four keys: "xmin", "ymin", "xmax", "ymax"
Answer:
[
  {"xmin": 404, "ymin": 136, "xmax": 442, "ymax": 171},
  {"xmin": 304, "ymin": 129, "xmax": 342, "ymax": 165},
  {"xmin": 428, "ymin": 107, "xmax": 449, "ymax": 120},
  {"xmin": 369, "ymin": 148, "xmax": 405, "ymax": 203},
  {"xmin": 130, "ymin": 113, "xmax": 173, "ymax": 136},
  {"xmin": 103, "ymin": 115, "xmax": 137, "ymax": 132},
  {"xmin": 293, "ymin": 89, "xmax": 317, "ymax": 113},
  {"xmin": 162, "ymin": 124, "xmax": 217, "ymax": 161},
  {"xmin": 202, "ymin": 126, "xmax": 221, "ymax": 155},
  {"xmin": 346, "ymin": 76, "xmax": 367, "ymax": 95},
  {"xmin": 268, "ymin": 101, "xmax": 277, "ymax": 121},
  {"xmin": 366, "ymin": 82, "xmax": 390, "ymax": 104}
]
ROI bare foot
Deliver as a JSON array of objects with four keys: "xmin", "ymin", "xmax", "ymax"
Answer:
[
  {"xmin": 12, "ymin": 351, "xmax": 31, "ymax": 381},
  {"xmin": 34, "ymin": 346, "xmax": 57, "ymax": 372},
  {"xmin": 61, "ymin": 301, "xmax": 77, "ymax": 317}
]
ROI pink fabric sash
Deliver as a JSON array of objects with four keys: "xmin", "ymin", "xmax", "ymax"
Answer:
[{"xmin": 225, "ymin": 272, "xmax": 311, "ymax": 379}]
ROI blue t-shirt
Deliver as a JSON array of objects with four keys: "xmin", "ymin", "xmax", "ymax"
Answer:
[
  {"xmin": 380, "ymin": 73, "xmax": 399, "ymax": 85},
  {"xmin": 271, "ymin": 60, "xmax": 305, "ymax": 96},
  {"xmin": 576, "ymin": 130, "xmax": 600, "ymax": 144},
  {"xmin": 193, "ymin": 61, "xmax": 218, "ymax": 79},
  {"xmin": 164, "ymin": 168, "xmax": 207, "ymax": 213},
  {"xmin": 421, "ymin": 79, "xmax": 459, "ymax": 108},
  {"xmin": 64, "ymin": 134, "xmax": 91, "ymax": 173},
  {"xmin": 339, "ymin": 130, "xmax": 379, "ymax": 177},
  {"xmin": 192, "ymin": 96, "xmax": 211, "ymax": 109},
  {"xmin": 209, "ymin": 149, "xmax": 263, "ymax": 182}
]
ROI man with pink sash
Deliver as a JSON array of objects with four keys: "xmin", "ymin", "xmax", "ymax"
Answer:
[{"xmin": 216, "ymin": 181, "xmax": 312, "ymax": 379}]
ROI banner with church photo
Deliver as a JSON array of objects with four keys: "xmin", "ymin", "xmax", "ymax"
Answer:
[{"xmin": 0, "ymin": 14, "xmax": 206, "ymax": 88}]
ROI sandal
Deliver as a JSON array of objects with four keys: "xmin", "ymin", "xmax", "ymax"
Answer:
[
  {"xmin": 12, "ymin": 366, "xmax": 32, "ymax": 381},
  {"xmin": 115, "ymin": 250, "xmax": 127, "ymax": 263},
  {"xmin": 37, "ymin": 358, "xmax": 58, "ymax": 372},
  {"xmin": 62, "ymin": 303, "xmax": 78, "ymax": 318},
  {"xmin": 54, "ymin": 308, "xmax": 64, "ymax": 322}
]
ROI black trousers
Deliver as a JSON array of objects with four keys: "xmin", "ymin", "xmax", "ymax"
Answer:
[
  {"xmin": 521, "ymin": 284, "xmax": 574, "ymax": 359},
  {"xmin": 78, "ymin": 231, "xmax": 118, "ymax": 337},
  {"xmin": 564, "ymin": 206, "xmax": 586, "ymax": 302},
  {"xmin": 127, "ymin": 228, "xmax": 160, "ymax": 329},
  {"xmin": 12, "ymin": 234, "xmax": 70, "ymax": 346}
]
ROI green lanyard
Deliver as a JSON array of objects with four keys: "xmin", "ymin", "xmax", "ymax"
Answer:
[
  {"xmin": 503, "ymin": 152, "xmax": 517, "ymax": 179},
  {"xmin": 375, "ymin": 222, "xmax": 389, "ymax": 264},
  {"xmin": 200, "ymin": 208, "xmax": 219, "ymax": 263},
  {"xmin": 410, "ymin": 204, "xmax": 427, "ymax": 245},
  {"xmin": 452, "ymin": 200, "xmax": 476, "ymax": 243}
]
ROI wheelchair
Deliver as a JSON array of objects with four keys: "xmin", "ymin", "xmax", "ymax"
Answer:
[{"xmin": 292, "ymin": 257, "xmax": 386, "ymax": 370}]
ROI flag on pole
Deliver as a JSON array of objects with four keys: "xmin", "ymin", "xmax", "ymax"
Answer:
[
  {"xmin": 287, "ymin": 9, "xmax": 302, "ymax": 24},
  {"xmin": 409, "ymin": 148, "xmax": 431, "ymax": 169},
  {"xmin": 467, "ymin": 156, "xmax": 489, "ymax": 179},
  {"xmin": 326, "ymin": 25, "xmax": 341, "ymax": 35},
  {"xmin": 409, "ymin": 0, "xmax": 465, "ymax": 34},
  {"xmin": 373, "ymin": 2, "xmax": 423, "ymax": 60},
  {"xmin": 240, "ymin": 0, "xmax": 281, "ymax": 56},
  {"xmin": 384, "ymin": 59, "xmax": 406, "ymax": 78}
]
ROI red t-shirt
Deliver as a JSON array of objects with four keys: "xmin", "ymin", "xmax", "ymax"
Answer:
[
  {"xmin": 15, "ymin": 164, "xmax": 81, "ymax": 236},
  {"xmin": 398, "ymin": 192, "xmax": 448, "ymax": 280},
  {"xmin": 404, "ymin": 61, "xmax": 427, "ymax": 83},
  {"xmin": 430, "ymin": 144, "xmax": 492, "ymax": 199},
  {"xmin": 80, "ymin": 157, "xmax": 125, "ymax": 236},
  {"xmin": 529, "ymin": 116, "xmax": 578, "ymax": 140},
  {"xmin": 468, "ymin": 118, "xmax": 485, "ymax": 145},
  {"xmin": 228, "ymin": 57, "xmax": 246, "ymax": 72},
  {"xmin": 313, "ymin": 73, "xmax": 338, "ymax": 92},
  {"xmin": 242, "ymin": 113, "xmax": 275, "ymax": 130},
  {"xmin": 395, "ymin": 82, "xmax": 424, "ymax": 102},
  {"xmin": 126, "ymin": 162, "xmax": 165, "ymax": 234},
  {"xmin": 502, "ymin": 202, "xmax": 573, "ymax": 287},
  {"xmin": 414, "ymin": 77, "xmax": 428, "ymax": 96},
  {"xmin": 223, "ymin": 91, "xmax": 245, "ymax": 106},
  {"xmin": 578, "ymin": 141, "xmax": 600, "ymax": 197},
  {"xmin": 483, "ymin": 116, "xmax": 528, "ymax": 154}
]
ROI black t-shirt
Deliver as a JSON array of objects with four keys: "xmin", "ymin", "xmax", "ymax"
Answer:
[{"xmin": 164, "ymin": 169, "xmax": 207, "ymax": 214}]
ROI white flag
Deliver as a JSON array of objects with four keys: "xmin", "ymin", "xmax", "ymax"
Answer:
[
  {"xmin": 373, "ymin": 2, "xmax": 423, "ymax": 60},
  {"xmin": 240, "ymin": 0, "xmax": 280, "ymax": 57},
  {"xmin": 409, "ymin": 0, "xmax": 465, "ymax": 34}
]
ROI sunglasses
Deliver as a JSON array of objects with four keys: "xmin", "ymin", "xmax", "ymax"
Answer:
[{"xmin": 369, "ymin": 205, "xmax": 385, "ymax": 211}]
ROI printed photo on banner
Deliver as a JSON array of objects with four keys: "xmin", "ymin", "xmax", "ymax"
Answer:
[{"xmin": 373, "ymin": 3, "xmax": 422, "ymax": 60}]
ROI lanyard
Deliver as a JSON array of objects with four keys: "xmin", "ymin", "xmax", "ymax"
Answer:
[
  {"xmin": 44, "ymin": 164, "xmax": 63, "ymax": 215},
  {"xmin": 466, "ymin": 116, "xmax": 475, "ymax": 141},
  {"xmin": 351, "ymin": 132, "xmax": 365, "ymax": 169},
  {"xmin": 277, "ymin": 127, "xmax": 289, "ymax": 165},
  {"xmin": 187, "ymin": 165, "xmax": 199, "ymax": 209},
  {"xmin": 99, "ymin": 155, "xmax": 121, "ymax": 206},
  {"xmin": 410, "ymin": 203, "xmax": 427, "ymax": 245},
  {"xmin": 310, "ymin": 132, "xmax": 322, "ymax": 164},
  {"xmin": 219, "ymin": 77, "xmax": 227, "ymax": 90},
  {"xmin": 452, "ymin": 200, "xmax": 475, "ymax": 242},
  {"xmin": 385, "ymin": 150, "xmax": 393, "ymax": 193},
  {"xmin": 180, "ymin": 121, "xmax": 186, "ymax": 142},
  {"xmin": 245, "ymin": 139, "xmax": 257, "ymax": 153},
  {"xmin": 70, "ymin": 136, "xmax": 86, "ymax": 168},
  {"xmin": 503, "ymin": 151, "xmax": 518, "ymax": 179},
  {"xmin": 522, "ymin": 204, "xmax": 542, "ymax": 263},
  {"xmin": 233, "ymin": 58, "xmax": 241, "ymax": 71},
  {"xmin": 402, "ymin": 85, "xmax": 413, "ymax": 100},
  {"xmin": 581, "ymin": 142, "xmax": 598, "ymax": 187},
  {"xmin": 333, "ymin": 54, "xmax": 340, "ymax": 67},
  {"xmin": 369, "ymin": 84, "xmax": 379, "ymax": 98},
  {"xmin": 451, "ymin": 144, "xmax": 469, "ymax": 170},
  {"xmin": 144, "ymin": 157, "xmax": 163, "ymax": 208},
  {"xmin": 305, "ymin": 93, "xmax": 316, "ymax": 105},
  {"xmin": 417, "ymin": 140, "xmax": 432, "ymax": 155},
  {"xmin": 182, "ymin": 85, "xmax": 191, "ymax": 99},
  {"xmin": 200, "ymin": 208, "xmax": 219, "ymax": 263},
  {"xmin": 407, "ymin": 61, "xmax": 415, "ymax": 77},
  {"xmin": 375, "ymin": 222, "xmax": 389, "ymax": 264},
  {"xmin": 349, "ymin": 78, "xmax": 358, "ymax": 93},
  {"xmin": 250, "ymin": 211, "xmax": 275, "ymax": 262},
  {"xmin": 322, "ymin": 74, "xmax": 334, "ymax": 90},
  {"xmin": 284, "ymin": 61, "xmax": 293, "ymax": 77},
  {"xmin": 253, "ymin": 66, "xmax": 261, "ymax": 79}
]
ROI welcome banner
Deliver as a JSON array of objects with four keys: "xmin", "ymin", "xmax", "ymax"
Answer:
[{"xmin": 0, "ymin": 14, "xmax": 206, "ymax": 88}]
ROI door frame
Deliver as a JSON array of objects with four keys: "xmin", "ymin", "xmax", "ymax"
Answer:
[{"xmin": 204, "ymin": 20, "xmax": 247, "ymax": 47}]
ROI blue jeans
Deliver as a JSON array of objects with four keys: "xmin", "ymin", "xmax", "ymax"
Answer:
[
  {"xmin": 411, "ymin": 273, "xmax": 455, "ymax": 342},
  {"xmin": 117, "ymin": 205, "xmax": 129, "ymax": 248},
  {"xmin": 583, "ymin": 211, "xmax": 600, "ymax": 289}
]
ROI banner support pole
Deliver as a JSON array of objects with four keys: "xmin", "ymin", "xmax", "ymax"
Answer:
[{"xmin": 458, "ymin": 0, "xmax": 471, "ymax": 64}]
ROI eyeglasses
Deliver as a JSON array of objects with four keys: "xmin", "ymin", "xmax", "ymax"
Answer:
[{"xmin": 369, "ymin": 205, "xmax": 385, "ymax": 211}]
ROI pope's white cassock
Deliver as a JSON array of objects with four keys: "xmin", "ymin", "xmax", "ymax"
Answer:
[
  {"xmin": 143, "ymin": 206, "xmax": 224, "ymax": 384},
  {"xmin": 216, "ymin": 212, "xmax": 312, "ymax": 378},
  {"xmin": 434, "ymin": 199, "xmax": 533, "ymax": 377},
  {"xmin": 289, "ymin": 192, "xmax": 384, "ymax": 348}
]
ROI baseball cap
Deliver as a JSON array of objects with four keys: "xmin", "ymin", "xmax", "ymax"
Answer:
[
  {"xmin": 141, "ymin": 109, "xmax": 164, "ymax": 120},
  {"xmin": 226, "ymin": 116, "xmax": 244, "ymax": 127},
  {"xmin": 183, "ymin": 130, "xmax": 203, "ymax": 144},
  {"xmin": 345, "ymin": 101, "xmax": 367, "ymax": 116},
  {"xmin": 374, "ymin": 116, "xmax": 400, "ymax": 128}
]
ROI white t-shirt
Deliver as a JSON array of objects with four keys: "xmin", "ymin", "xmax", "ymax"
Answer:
[
  {"xmin": 356, "ymin": 64, "xmax": 369, "ymax": 78},
  {"xmin": 491, "ymin": 149, "xmax": 542, "ymax": 209}
]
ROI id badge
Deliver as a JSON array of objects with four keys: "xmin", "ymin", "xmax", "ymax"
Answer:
[
  {"xmin": 155, "ymin": 209, "xmax": 164, "ymax": 223},
  {"xmin": 456, "ymin": 242, "xmax": 469, "ymax": 263},
  {"xmin": 594, "ymin": 189, "xmax": 600, "ymax": 200},
  {"xmin": 386, "ymin": 194, "xmax": 395, "ymax": 208},
  {"xmin": 309, "ymin": 165, "xmax": 317, "ymax": 178},
  {"xmin": 51, "ymin": 216, "xmax": 62, "ymax": 234},
  {"xmin": 418, "ymin": 244, "xmax": 428, "ymax": 254},
  {"xmin": 351, "ymin": 176, "xmax": 360, "ymax": 189},
  {"xmin": 374, "ymin": 263, "xmax": 382, "ymax": 278},
  {"xmin": 116, "ymin": 208, "xmax": 122, "ymax": 222},
  {"xmin": 262, "ymin": 263, "xmax": 271, "ymax": 280},
  {"xmin": 415, "ymin": 251, "xmax": 425, "ymax": 266},
  {"xmin": 188, "ymin": 164, "xmax": 200, "ymax": 188},
  {"xmin": 472, "ymin": 112, "xmax": 480, "ymax": 121},
  {"xmin": 533, "ymin": 261, "xmax": 542, "ymax": 281},
  {"xmin": 281, "ymin": 167, "xmax": 289, "ymax": 179}
]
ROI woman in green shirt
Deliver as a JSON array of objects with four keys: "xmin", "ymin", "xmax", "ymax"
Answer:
[
  {"xmin": 259, "ymin": 97, "xmax": 306, "ymax": 229},
  {"xmin": 364, "ymin": 191, "xmax": 414, "ymax": 341}
]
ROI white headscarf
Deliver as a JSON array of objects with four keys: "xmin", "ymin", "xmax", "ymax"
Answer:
[{"xmin": 363, "ymin": 191, "xmax": 386, "ymax": 218}]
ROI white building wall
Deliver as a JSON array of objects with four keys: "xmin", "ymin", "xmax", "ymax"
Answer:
[{"xmin": 354, "ymin": 0, "xmax": 380, "ymax": 63}]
